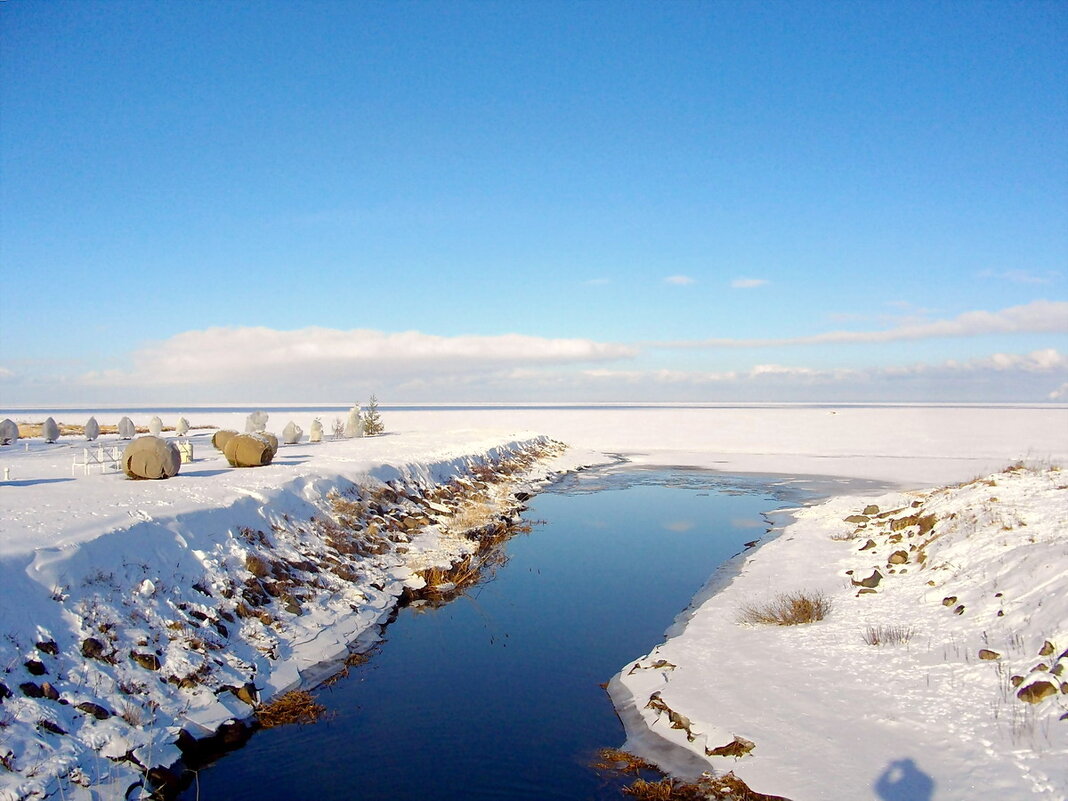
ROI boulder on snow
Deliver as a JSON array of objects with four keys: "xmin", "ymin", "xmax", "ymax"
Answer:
[
  {"xmin": 1018, "ymin": 679, "xmax": 1058, "ymax": 704},
  {"xmin": 224, "ymin": 434, "xmax": 274, "ymax": 468},
  {"xmin": 851, "ymin": 569, "xmax": 882, "ymax": 589},
  {"xmin": 888, "ymin": 550, "xmax": 909, "ymax": 565},
  {"xmin": 130, "ymin": 651, "xmax": 162, "ymax": 671},
  {"xmin": 123, "ymin": 436, "xmax": 181, "ymax": 480}
]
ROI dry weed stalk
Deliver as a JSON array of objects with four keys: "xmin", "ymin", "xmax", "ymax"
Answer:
[{"xmin": 862, "ymin": 624, "xmax": 914, "ymax": 646}]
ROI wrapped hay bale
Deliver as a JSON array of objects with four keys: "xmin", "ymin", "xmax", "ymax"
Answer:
[
  {"xmin": 343, "ymin": 405, "xmax": 363, "ymax": 438},
  {"xmin": 0, "ymin": 418, "xmax": 19, "ymax": 445},
  {"xmin": 282, "ymin": 421, "xmax": 302, "ymax": 444},
  {"xmin": 245, "ymin": 411, "xmax": 269, "ymax": 433},
  {"xmin": 212, "ymin": 429, "xmax": 238, "ymax": 451},
  {"xmin": 123, "ymin": 436, "xmax": 181, "ymax": 480},
  {"xmin": 117, "ymin": 416, "xmax": 136, "ymax": 440},
  {"xmin": 224, "ymin": 434, "xmax": 274, "ymax": 468},
  {"xmin": 41, "ymin": 417, "xmax": 60, "ymax": 443},
  {"xmin": 258, "ymin": 432, "xmax": 279, "ymax": 457}
]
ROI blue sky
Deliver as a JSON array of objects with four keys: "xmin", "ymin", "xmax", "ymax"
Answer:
[{"xmin": 1, "ymin": 0, "xmax": 1066, "ymax": 404}]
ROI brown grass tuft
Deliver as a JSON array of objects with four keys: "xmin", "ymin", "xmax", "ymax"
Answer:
[
  {"xmin": 256, "ymin": 690, "xmax": 327, "ymax": 728},
  {"xmin": 738, "ymin": 591, "xmax": 831, "ymax": 626}
]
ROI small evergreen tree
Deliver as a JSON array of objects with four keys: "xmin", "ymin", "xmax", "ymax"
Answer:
[
  {"xmin": 148, "ymin": 416, "xmax": 163, "ymax": 436},
  {"xmin": 175, "ymin": 417, "xmax": 190, "ymax": 437},
  {"xmin": 309, "ymin": 418, "xmax": 323, "ymax": 443},
  {"xmin": 363, "ymin": 395, "xmax": 384, "ymax": 435},
  {"xmin": 84, "ymin": 417, "xmax": 100, "ymax": 441}
]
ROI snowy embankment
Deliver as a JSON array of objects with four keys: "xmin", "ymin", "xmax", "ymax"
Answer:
[
  {"xmin": 610, "ymin": 464, "xmax": 1068, "ymax": 800},
  {"xmin": 2, "ymin": 404, "xmax": 1066, "ymax": 800},
  {"xmin": 0, "ymin": 422, "xmax": 592, "ymax": 800}
]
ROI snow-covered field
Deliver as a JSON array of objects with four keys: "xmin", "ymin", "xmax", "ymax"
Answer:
[{"xmin": 0, "ymin": 403, "xmax": 1065, "ymax": 800}]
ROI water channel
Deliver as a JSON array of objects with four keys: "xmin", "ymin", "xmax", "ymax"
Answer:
[{"xmin": 179, "ymin": 467, "xmax": 848, "ymax": 800}]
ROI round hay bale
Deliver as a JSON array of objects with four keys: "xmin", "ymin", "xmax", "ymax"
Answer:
[
  {"xmin": 123, "ymin": 436, "xmax": 181, "ymax": 480},
  {"xmin": 212, "ymin": 429, "xmax": 238, "ymax": 452},
  {"xmin": 256, "ymin": 432, "xmax": 278, "ymax": 457},
  {"xmin": 224, "ymin": 434, "xmax": 274, "ymax": 468}
]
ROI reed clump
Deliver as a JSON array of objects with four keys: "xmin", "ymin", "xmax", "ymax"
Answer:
[
  {"xmin": 738, "ymin": 591, "xmax": 831, "ymax": 626},
  {"xmin": 256, "ymin": 690, "xmax": 327, "ymax": 728}
]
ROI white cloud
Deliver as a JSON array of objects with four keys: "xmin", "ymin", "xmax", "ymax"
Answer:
[
  {"xmin": 978, "ymin": 269, "xmax": 1061, "ymax": 285},
  {"xmin": 653, "ymin": 301, "xmax": 1068, "ymax": 349},
  {"xmin": 567, "ymin": 350, "xmax": 1068, "ymax": 401},
  {"xmin": 0, "ymin": 366, "xmax": 13, "ymax": 380},
  {"xmin": 78, "ymin": 327, "xmax": 637, "ymax": 390},
  {"xmin": 664, "ymin": 275, "xmax": 696, "ymax": 286},
  {"xmin": 1050, "ymin": 382, "xmax": 1068, "ymax": 400},
  {"xmin": 731, "ymin": 278, "xmax": 769, "ymax": 289}
]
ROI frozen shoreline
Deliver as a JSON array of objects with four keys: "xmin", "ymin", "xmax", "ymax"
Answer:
[{"xmin": 1, "ymin": 404, "xmax": 1066, "ymax": 800}]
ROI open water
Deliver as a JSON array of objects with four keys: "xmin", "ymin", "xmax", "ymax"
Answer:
[{"xmin": 178, "ymin": 467, "xmax": 828, "ymax": 800}]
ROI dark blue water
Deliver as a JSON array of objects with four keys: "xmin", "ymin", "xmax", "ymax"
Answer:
[{"xmin": 179, "ymin": 468, "xmax": 818, "ymax": 801}]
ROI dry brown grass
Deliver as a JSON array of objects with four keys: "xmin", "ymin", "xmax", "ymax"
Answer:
[
  {"xmin": 255, "ymin": 690, "xmax": 326, "ymax": 728},
  {"xmin": 16, "ymin": 422, "xmax": 216, "ymax": 438},
  {"xmin": 590, "ymin": 748, "xmax": 658, "ymax": 775},
  {"xmin": 593, "ymin": 748, "xmax": 791, "ymax": 801},
  {"xmin": 738, "ymin": 591, "xmax": 831, "ymax": 626}
]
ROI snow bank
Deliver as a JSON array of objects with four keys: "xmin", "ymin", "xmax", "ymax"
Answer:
[
  {"xmin": 611, "ymin": 465, "xmax": 1068, "ymax": 800},
  {"xmin": 0, "ymin": 426, "xmax": 576, "ymax": 800}
]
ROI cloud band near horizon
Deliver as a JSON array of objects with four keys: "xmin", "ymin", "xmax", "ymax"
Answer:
[{"xmin": 648, "ymin": 300, "xmax": 1068, "ymax": 349}]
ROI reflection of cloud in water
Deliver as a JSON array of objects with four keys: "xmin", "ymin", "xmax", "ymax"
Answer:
[
  {"xmin": 730, "ymin": 518, "xmax": 765, "ymax": 529},
  {"xmin": 664, "ymin": 520, "xmax": 695, "ymax": 532}
]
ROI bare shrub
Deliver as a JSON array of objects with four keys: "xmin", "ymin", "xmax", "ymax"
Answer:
[
  {"xmin": 738, "ymin": 590, "xmax": 831, "ymax": 626},
  {"xmin": 256, "ymin": 690, "xmax": 326, "ymax": 728},
  {"xmin": 862, "ymin": 624, "xmax": 914, "ymax": 646}
]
